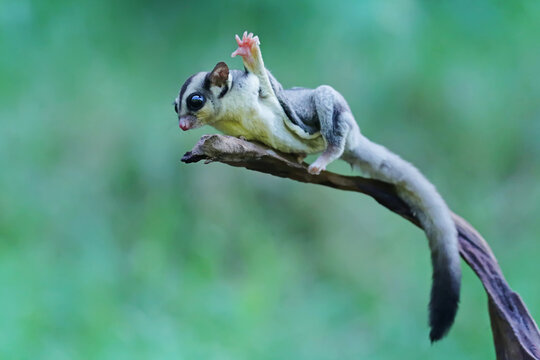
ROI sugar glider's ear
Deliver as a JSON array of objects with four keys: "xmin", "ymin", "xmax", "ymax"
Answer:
[{"xmin": 208, "ymin": 62, "xmax": 229, "ymax": 87}]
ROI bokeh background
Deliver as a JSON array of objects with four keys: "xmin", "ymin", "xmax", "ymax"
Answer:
[{"xmin": 1, "ymin": 0, "xmax": 540, "ymax": 358}]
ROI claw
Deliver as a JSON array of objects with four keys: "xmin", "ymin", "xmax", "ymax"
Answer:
[{"xmin": 235, "ymin": 34, "xmax": 242, "ymax": 45}]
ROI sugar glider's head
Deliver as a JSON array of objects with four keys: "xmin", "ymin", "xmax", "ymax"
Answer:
[{"xmin": 174, "ymin": 62, "xmax": 230, "ymax": 131}]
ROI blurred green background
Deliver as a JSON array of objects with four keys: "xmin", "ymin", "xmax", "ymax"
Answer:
[{"xmin": 1, "ymin": 0, "xmax": 539, "ymax": 358}]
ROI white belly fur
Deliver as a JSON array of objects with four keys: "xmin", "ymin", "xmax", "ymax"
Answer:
[{"xmin": 212, "ymin": 92, "xmax": 325, "ymax": 154}]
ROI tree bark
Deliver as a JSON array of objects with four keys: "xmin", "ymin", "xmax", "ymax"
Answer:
[{"xmin": 182, "ymin": 134, "xmax": 540, "ymax": 359}]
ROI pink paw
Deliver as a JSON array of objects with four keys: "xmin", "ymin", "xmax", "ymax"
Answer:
[
  {"xmin": 231, "ymin": 31, "xmax": 260, "ymax": 58},
  {"xmin": 307, "ymin": 163, "xmax": 325, "ymax": 175}
]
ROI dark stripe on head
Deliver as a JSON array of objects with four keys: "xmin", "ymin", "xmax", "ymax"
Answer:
[
  {"xmin": 179, "ymin": 74, "xmax": 195, "ymax": 113},
  {"xmin": 218, "ymin": 84, "xmax": 229, "ymax": 98},
  {"xmin": 203, "ymin": 72, "xmax": 212, "ymax": 91}
]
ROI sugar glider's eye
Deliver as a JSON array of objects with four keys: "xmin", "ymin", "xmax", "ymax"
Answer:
[
  {"xmin": 174, "ymin": 101, "xmax": 178, "ymax": 114},
  {"xmin": 187, "ymin": 93, "xmax": 205, "ymax": 111}
]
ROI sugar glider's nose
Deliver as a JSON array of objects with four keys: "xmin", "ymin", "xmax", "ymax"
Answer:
[{"xmin": 179, "ymin": 115, "xmax": 196, "ymax": 131}]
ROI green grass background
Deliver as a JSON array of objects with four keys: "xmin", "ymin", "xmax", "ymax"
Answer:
[{"xmin": 1, "ymin": 0, "xmax": 539, "ymax": 358}]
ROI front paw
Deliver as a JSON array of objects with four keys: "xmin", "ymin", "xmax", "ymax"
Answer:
[{"xmin": 231, "ymin": 31, "xmax": 260, "ymax": 61}]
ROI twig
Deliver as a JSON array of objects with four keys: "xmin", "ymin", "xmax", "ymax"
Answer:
[{"xmin": 182, "ymin": 134, "xmax": 540, "ymax": 359}]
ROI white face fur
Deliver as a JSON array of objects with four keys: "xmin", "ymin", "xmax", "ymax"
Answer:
[
  {"xmin": 176, "ymin": 72, "xmax": 211, "ymax": 130},
  {"xmin": 175, "ymin": 63, "xmax": 231, "ymax": 131}
]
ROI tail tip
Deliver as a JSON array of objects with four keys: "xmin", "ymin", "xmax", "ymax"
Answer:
[
  {"xmin": 428, "ymin": 302, "xmax": 458, "ymax": 342},
  {"xmin": 429, "ymin": 327, "xmax": 448, "ymax": 343},
  {"xmin": 428, "ymin": 268, "xmax": 461, "ymax": 342}
]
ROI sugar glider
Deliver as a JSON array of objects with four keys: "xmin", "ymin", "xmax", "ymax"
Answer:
[{"xmin": 174, "ymin": 31, "xmax": 461, "ymax": 342}]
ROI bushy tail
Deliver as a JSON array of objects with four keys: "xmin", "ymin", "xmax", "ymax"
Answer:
[
  {"xmin": 428, "ymin": 243, "xmax": 461, "ymax": 341},
  {"xmin": 349, "ymin": 138, "xmax": 461, "ymax": 341}
]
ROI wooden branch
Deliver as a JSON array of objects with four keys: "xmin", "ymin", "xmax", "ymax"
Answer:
[{"xmin": 182, "ymin": 134, "xmax": 540, "ymax": 359}]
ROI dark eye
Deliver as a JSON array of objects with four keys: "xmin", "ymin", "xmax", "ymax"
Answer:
[
  {"xmin": 174, "ymin": 101, "xmax": 178, "ymax": 114},
  {"xmin": 187, "ymin": 93, "xmax": 205, "ymax": 111}
]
